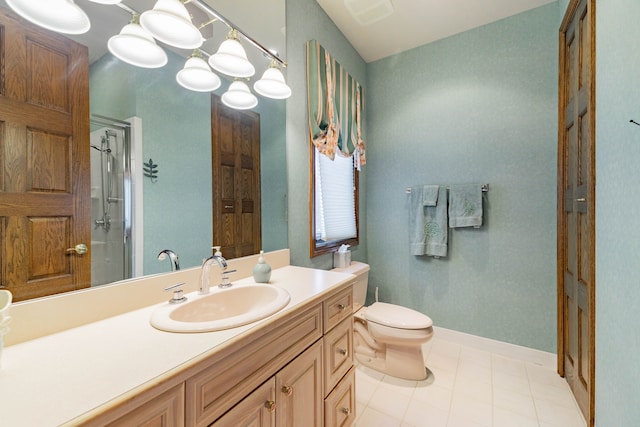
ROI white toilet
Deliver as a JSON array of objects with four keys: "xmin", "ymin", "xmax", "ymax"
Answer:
[{"xmin": 332, "ymin": 262, "xmax": 433, "ymax": 380}]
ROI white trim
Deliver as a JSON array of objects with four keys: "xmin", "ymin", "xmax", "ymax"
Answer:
[
  {"xmin": 433, "ymin": 326, "xmax": 557, "ymax": 370},
  {"xmin": 127, "ymin": 116, "xmax": 144, "ymax": 277}
]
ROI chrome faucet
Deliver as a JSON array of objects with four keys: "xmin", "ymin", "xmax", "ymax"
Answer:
[
  {"xmin": 157, "ymin": 249, "xmax": 180, "ymax": 271},
  {"xmin": 200, "ymin": 255, "xmax": 228, "ymax": 294}
]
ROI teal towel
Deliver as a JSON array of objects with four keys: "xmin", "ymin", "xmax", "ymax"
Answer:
[
  {"xmin": 422, "ymin": 185, "xmax": 439, "ymax": 206},
  {"xmin": 448, "ymin": 184, "xmax": 483, "ymax": 228},
  {"xmin": 410, "ymin": 186, "xmax": 448, "ymax": 257}
]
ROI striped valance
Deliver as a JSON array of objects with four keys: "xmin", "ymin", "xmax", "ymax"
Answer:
[{"xmin": 306, "ymin": 40, "xmax": 366, "ymax": 169}]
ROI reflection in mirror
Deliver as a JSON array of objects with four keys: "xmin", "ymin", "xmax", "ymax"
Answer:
[{"xmin": 0, "ymin": 0, "xmax": 287, "ymax": 300}]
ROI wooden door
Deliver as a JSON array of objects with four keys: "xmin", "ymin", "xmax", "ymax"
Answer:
[
  {"xmin": 0, "ymin": 8, "xmax": 91, "ymax": 302},
  {"xmin": 276, "ymin": 340, "xmax": 323, "ymax": 427},
  {"xmin": 558, "ymin": 0, "xmax": 595, "ymax": 424},
  {"xmin": 211, "ymin": 94, "xmax": 261, "ymax": 258}
]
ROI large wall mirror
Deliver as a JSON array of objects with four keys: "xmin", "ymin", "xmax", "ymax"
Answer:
[{"xmin": 0, "ymin": 0, "xmax": 287, "ymax": 300}]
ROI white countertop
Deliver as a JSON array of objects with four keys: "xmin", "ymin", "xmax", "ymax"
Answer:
[{"xmin": 0, "ymin": 266, "xmax": 353, "ymax": 427}]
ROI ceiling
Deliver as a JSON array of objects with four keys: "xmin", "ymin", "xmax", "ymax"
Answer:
[{"xmin": 316, "ymin": 0, "xmax": 556, "ymax": 63}]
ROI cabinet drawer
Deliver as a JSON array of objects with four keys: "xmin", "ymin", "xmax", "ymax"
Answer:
[
  {"xmin": 323, "ymin": 286, "xmax": 353, "ymax": 333},
  {"xmin": 323, "ymin": 316, "xmax": 353, "ymax": 397},
  {"xmin": 324, "ymin": 367, "xmax": 356, "ymax": 427},
  {"xmin": 104, "ymin": 383, "xmax": 185, "ymax": 427},
  {"xmin": 210, "ymin": 379, "xmax": 276, "ymax": 427}
]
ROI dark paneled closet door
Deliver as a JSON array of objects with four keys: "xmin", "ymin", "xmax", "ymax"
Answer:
[
  {"xmin": 211, "ymin": 94, "xmax": 261, "ymax": 258},
  {"xmin": 558, "ymin": 0, "xmax": 595, "ymax": 424}
]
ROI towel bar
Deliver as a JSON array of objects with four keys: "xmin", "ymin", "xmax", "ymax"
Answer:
[{"xmin": 405, "ymin": 184, "xmax": 489, "ymax": 194}]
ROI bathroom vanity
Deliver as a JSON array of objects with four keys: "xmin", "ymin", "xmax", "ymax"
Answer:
[{"xmin": 0, "ymin": 252, "xmax": 356, "ymax": 426}]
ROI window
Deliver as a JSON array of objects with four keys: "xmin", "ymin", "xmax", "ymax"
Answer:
[{"xmin": 311, "ymin": 147, "xmax": 359, "ymax": 257}]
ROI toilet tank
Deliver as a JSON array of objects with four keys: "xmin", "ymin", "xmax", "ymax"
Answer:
[{"xmin": 331, "ymin": 261, "xmax": 370, "ymax": 309}]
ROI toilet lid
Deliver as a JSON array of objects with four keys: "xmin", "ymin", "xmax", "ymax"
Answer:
[{"xmin": 364, "ymin": 302, "xmax": 433, "ymax": 330}]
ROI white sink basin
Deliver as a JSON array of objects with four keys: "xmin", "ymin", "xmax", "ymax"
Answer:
[{"xmin": 150, "ymin": 284, "xmax": 291, "ymax": 333}]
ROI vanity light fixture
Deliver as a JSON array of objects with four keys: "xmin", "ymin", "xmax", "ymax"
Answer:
[
  {"xmin": 208, "ymin": 29, "xmax": 256, "ymax": 78},
  {"xmin": 108, "ymin": 14, "xmax": 168, "ymax": 69},
  {"xmin": 221, "ymin": 79, "xmax": 258, "ymax": 110},
  {"xmin": 7, "ymin": 0, "xmax": 292, "ymax": 109},
  {"xmin": 253, "ymin": 59, "xmax": 292, "ymax": 99},
  {"xmin": 140, "ymin": 0, "xmax": 203, "ymax": 49},
  {"xmin": 6, "ymin": 0, "xmax": 91, "ymax": 34},
  {"xmin": 176, "ymin": 50, "xmax": 222, "ymax": 92}
]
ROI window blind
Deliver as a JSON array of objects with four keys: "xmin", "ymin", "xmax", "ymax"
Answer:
[{"xmin": 315, "ymin": 148, "xmax": 356, "ymax": 241}]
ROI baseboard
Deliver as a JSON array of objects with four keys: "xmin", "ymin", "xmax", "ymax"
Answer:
[{"xmin": 433, "ymin": 326, "xmax": 557, "ymax": 370}]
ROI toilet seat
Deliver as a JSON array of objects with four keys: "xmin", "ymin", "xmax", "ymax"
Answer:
[{"xmin": 364, "ymin": 302, "xmax": 432, "ymax": 330}]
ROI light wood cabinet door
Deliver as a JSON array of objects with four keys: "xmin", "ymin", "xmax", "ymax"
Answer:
[
  {"xmin": 210, "ymin": 379, "xmax": 276, "ymax": 427},
  {"xmin": 324, "ymin": 367, "xmax": 355, "ymax": 427},
  {"xmin": 186, "ymin": 304, "xmax": 323, "ymax": 426},
  {"xmin": 210, "ymin": 341, "xmax": 323, "ymax": 427},
  {"xmin": 275, "ymin": 340, "xmax": 324, "ymax": 427}
]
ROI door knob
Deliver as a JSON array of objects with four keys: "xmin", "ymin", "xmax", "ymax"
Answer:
[{"xmin": 66, "ymin": 244, "xmax": 88, "ymax": 255}]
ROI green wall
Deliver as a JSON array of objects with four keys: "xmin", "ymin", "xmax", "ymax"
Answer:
[
  {"xmin": 365, "ymin": 4, "xmax": 559, "ymax": 352},
  {"xmin": 594, "ymin": 0, "xmax": 640, "ymax": 423}
]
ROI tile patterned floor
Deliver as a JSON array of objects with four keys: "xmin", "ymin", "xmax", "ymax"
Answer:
[{"xmin": 354, "ymin": 336, "xmax": 586, "ymax": 427}]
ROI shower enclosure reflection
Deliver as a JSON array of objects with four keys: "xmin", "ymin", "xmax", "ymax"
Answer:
[{"xmin": 89, "ymin": 116, "xmax": 140, "ymax": 286}]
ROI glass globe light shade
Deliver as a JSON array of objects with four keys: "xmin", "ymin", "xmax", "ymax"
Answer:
[
  {"xmin": 209, "ymin": 37, "xmax": 255, "ymax": 78},
  {"xmin": 140, "ymin": 0, "xmax": 203, "ymax": 49},
  {"xmin": 6, "ymin": 0, "xmax": 90, "ymax": 34},
  {"xmin": 108, "ymin": 21, "xmax": 168, "ymax": 68},
  {"xmin": 253, "ymin": 65, "xmax": 291, "ymax": 99},
  {"xmin": 177, "ymin": 56, "xmax": 221, "ymax": 92},
  {"xmin": 221, "ymin": 80, "xmax": 258, "ymax": 110}
]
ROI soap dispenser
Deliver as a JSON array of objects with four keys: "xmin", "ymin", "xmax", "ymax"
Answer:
[
  {"xmin": 253, "ymin": 250, "xmax": 271, "ymax": 283},
  {"xmin": 213, "ymin": 246, "xmax": 222, "ymax": 257}
]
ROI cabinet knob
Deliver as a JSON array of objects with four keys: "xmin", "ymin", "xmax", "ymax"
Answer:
[
  {"xmin": 337, "ymin": 303, "xmax": 346, "ymax": 311},
  {"xmin": 338, "ymin": 348, "xmax": 347, "ymax": 356},
  {"xmin": 264, "ymin": 400, "xmax": 276, "ymax": 412},
  {"xmin": 281, "ymin": 385, "xmax": 293, "ymax": 396},
  {"xmin": 66, "ymin": 244, "xmax": 88, "ymax": 255},
  {"xmin": 341, "ymin": 407, "xmax": 351, "ymax": 415}
]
